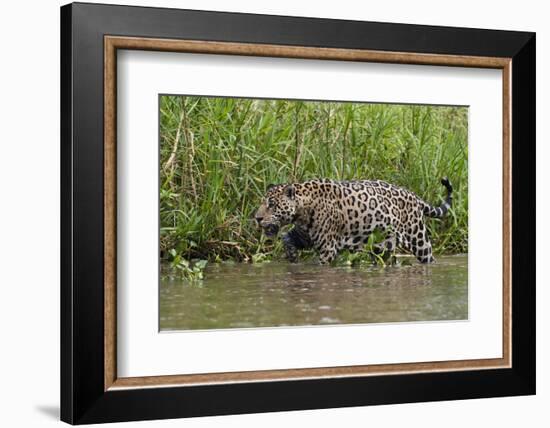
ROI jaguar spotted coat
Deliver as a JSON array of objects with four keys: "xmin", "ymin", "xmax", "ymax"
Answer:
[{"xmin": 254, "ymin": 178, "xmax": 453, "ymax": 264}]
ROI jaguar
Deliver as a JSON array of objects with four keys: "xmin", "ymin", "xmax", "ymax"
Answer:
[{"xmin": 254, "ymin": 177, "xmax": 452, "ymax": 264}]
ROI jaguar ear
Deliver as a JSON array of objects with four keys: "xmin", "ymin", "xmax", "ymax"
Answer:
[
  {"xmin": 266, "ymin": 183, "xmax": 276, "ymax": 191},
  {"xmin": 285, "ymin": 184, "xmax": 296, "ymax": 199}
]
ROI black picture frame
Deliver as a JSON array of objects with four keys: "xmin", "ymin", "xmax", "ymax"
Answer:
[{"xmin": 61, "ymin": 2, "xmax": 535, "ymax": 424}]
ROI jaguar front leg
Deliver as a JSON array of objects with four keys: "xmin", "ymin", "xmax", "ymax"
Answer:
[
  {"xmin": 318, "ymin": 243, "xmax": 338, "ymax": 265},
  {"xmin": 282, "ymin": 227, "xmax": 312, "ymax": 263},
  {"xmin": 315, "ymin": 214, "xmax": 342, "ymax": 265},
  {"xmin": 282, "ymin": 232, "xmax": 299, "ymax": 263}
]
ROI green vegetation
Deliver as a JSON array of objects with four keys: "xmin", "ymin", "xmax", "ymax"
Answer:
[
  {"xmin": 168, "ymin": 249, "xmax": 208, "ymax": 280},
  {"xmin": 335, "ymin": 231, "xmax": 397, "ymax": 267},
  {"xmin": 160, "ymin": 96, "xmax": 468, "ymax": 263}
]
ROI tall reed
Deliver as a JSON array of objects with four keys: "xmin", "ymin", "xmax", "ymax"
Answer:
[{"xmin": 160, "ymin": 96, "xmax": 468, "ymax": 261}]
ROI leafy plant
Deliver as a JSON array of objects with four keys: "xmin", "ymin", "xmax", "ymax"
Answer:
[
  {"xmin": 334, "ymin": 233, "xmax": 396, "ymax": 267},
  {"xmin": 251, "ymin": 252, "xmax": 270, "ymax": 264},
  {"xmin": 168, "ymin": 249, "xmax": 208, "ymax": 280}
]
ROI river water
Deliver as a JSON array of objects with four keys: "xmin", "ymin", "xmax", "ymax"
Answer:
[{"xmin": 160, "ymin": 255, "xmax": 468, "ymax": 331}]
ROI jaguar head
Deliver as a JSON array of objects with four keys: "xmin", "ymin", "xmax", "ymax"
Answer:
[{"xmin": 254, "ymin": 184, "xmax": 297, "ymax": 237}]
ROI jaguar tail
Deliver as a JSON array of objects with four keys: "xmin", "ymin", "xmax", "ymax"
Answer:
[{"xmin": 423, "ymin": 177, "xmax": 453, "ymax": 218}]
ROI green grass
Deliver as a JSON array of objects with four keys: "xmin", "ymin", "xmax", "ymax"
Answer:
[{"xmin": 160, "ymin": 95, "xmax": 468, "ymax": 262}]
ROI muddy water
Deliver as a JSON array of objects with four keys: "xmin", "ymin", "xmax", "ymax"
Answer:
[{"xmin": 160, "ymin": 255, "xmax": 467, "ymax": 331}]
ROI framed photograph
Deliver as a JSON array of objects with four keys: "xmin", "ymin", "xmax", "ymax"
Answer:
[{"xmin": 60, "ymin": 2, "xmax": 535, "ymax": 424}]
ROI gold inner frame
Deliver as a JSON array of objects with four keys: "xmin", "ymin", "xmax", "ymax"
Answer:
[{"xmin": 104, "ymin": 35, "xmax": 512, "ymax": 391}]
